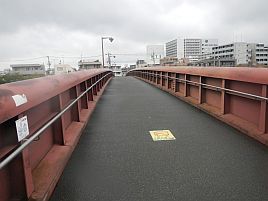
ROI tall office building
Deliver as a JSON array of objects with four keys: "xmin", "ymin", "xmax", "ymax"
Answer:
[
  {"xmin": 201, "ymin": 39, "xmax": 219, "ymax": 58},
  {"xmin": 165, "ymin": 38, "xmax": 218, "ymax": 62}
]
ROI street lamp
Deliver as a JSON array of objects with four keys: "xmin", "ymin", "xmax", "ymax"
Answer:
[{"xmin": 101, "ymin": 37, "xmax": 114, "ymax": 67}]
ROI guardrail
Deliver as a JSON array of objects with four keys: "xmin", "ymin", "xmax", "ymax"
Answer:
[
  {"xmin": 0, "ymin": 69, "xmax": 113, "ymax": 201},
  {"xmin": 128, "ymin": 67, "xmax": 268, "ymax": 146}
]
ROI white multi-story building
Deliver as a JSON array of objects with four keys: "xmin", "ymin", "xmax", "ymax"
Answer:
[
  {"xmin": 165, "ymin": 39, "xmax": 178, "ymax": 58},
  {"xmin": 146, "ymin": 45, "xmax": 165, "ymax": 65},
  {"xmin": 248, "ymin": 43, "xmax": 268, "ymax": 66},
  {"xmin": 200, "ymin": 39, "xmax": 219, "ymax": 59},
  {"xmin": 165, "ymin": 38, "xmax": 218, "ymax": 62},
  {"xmin": 78, "ymin": 60, "xmax": 102, "ymax": 69},
  {"xmin": 54, "ymin": 64, "xmax": 75, "ymax": 75},
  {"xmin": 136, "ymin": 60, "xmax": 147, "ymax": 68},
  {"xmin": 211, "ymin": 42, "xmax": 268, "ymax": 66},
  {"xmin": 183, "ymin": 39, "xmax": 202, "ymax": 61},
  {"xmin": 212, "ymin": 42, "xmax": 248, "ymax": 66},
  {"xmin": 10, "ymin": 64, "xmax": 46, "ymax": 75},
  {"xmin": 110, "ymin": 65, "xmax": 122, "ymax": 76}
]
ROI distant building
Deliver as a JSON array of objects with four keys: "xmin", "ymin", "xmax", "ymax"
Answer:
[
  {"xmin": 136, "ymin": 60, "xmax": 148, "ymax": 68},
  {"xmin": 10, "ymin": 64, "xmax": 46, "ymax": 75},
  {"xmin": 0, "ymin": 68, "xmax": 11, "ymax": 75},
  {"xmin": 78, "ymin": 60, "xmax": 102, "ymax": 70},
  {"xmin": 183, "ymin": 38, "xmax": 202, "ymax": 61},
  {"xmin": 200, "ymin": 39, "xmax": 219, "ymax": 59},
  {"xmin": 160, "ymin": 57, "xmax": 178, "ymax": 66},
  {"xmin": 247, "ymin": 43, "xmax": 268, "ymax": 66},
  {"xmin": 212, "ymin": 42, "xmax": 248, "ymax": 66},
  {"xmin": 54, "ymin": 64, "xmax": 75, "ymax": 75},
  {"xmin": 129, "ymin": 64, "xmax": 136, "ymax": 69},
  {"xmin": 166, "ymin": 39, "xmax": 178, "ymax": 58},
  {"xmin": 121, "ymin": 67, "xmax": 129, "ymax": 76},
  {"xmin": 4, "ymin": 68, "xmax": 11, "ymax": 74},
  {"xmin": 165, "ymin": 38, "xmax": 218, "ymax": 62},
  {"xmin": 146, "ymin": 45, "xmax": 165, "ymax": 65},
  {"xmin": 160, "ymin": 57, "xmax": 189, "ymax": 66},
  {"xmin": 177, "ymin": 58, "xmax": 190, "ymax": 66},
  {"xmin": 193, "ymin": 42, "xmax": 268, "ymax": 67},
  {"xmin": 110, "ymin": 65, "xmax": 122, "ymax": 76}
]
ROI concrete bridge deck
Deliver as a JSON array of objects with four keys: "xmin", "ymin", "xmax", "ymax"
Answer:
[{"xmin": 50, "ymin": 77, "xmax": 268, "ymax": 201}]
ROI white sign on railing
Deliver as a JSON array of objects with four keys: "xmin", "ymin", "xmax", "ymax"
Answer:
[
  {"xmin": 12, "ymin": 94, "xmax": 28, "ymax": 107},
  {"xmin": 15, "ymin": 116, "xmax": 30, "ymax": 142}
]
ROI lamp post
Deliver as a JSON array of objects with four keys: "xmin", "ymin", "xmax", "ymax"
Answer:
[{"xmin": 101, "ymin": 37, "xmax": 114, "ymax": 67}]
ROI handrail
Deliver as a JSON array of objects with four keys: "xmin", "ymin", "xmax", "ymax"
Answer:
[
  {"xmin": 0, "ymin": 72, "xmax": 112, "ymax": 170},
  {"xmin": 137, "ymin": 71, "xmax": 268, "ymax": 102}
]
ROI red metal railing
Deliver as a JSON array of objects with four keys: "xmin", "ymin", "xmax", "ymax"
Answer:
[
  {"xmin": 0, "ymin": 69, "xmax": 112, "ymax": 201},
  {"xmin": 128, "ymin": 67, "xmax": 268, "ymax": 146}
]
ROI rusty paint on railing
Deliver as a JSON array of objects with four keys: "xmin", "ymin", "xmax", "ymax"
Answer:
[
  {"xmin": 0, "ymin": 69, "xmax": 113, "ymax": 201},
  {"xmin": 0, "ymin": 69, "xmax": 109, "ymax": 124}
]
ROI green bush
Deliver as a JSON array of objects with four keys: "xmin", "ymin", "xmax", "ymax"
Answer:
[{"xmin": 0, "ymin": 74, "xmax": 45, "ymax": 84}]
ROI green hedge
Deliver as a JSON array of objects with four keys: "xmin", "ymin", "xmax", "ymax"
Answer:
[{"xmin": 0, "ymin": 74, "xmax": 45, "ymax": 84}]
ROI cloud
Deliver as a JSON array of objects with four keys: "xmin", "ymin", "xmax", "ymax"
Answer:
[{"xmin": 0, "ymin": 0, "xmax": 267, "ymax": 68}]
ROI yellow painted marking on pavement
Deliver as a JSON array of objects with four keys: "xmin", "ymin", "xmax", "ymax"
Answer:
[{"xmin": 149, "ymin": 130, "xmax": 176, "ymax": 141}]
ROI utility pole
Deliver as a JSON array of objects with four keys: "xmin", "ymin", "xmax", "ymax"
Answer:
[
  {"xmin": 107, "ymin": 53, "xmax": 116, "ymax": 68},
  {"xmin": 102, "ymin": 38, "xmax": 105, "ymax": 67},
  {"xmin": 47, "ymin": 56, "xmax": 51, "ymax": 69},
  {"xmin": 107, "ymin": 53, "xmax": 111, "ymax": 68},
  {"xmin": 101, "ymin": 37, "xmax": 114, "ymax": 68},
  {"xmin": 151, "ymin": 52, "xmax": 156, "ymax": 65}
]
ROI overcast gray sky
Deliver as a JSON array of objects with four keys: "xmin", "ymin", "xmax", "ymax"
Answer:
[{"xmin": 0, "ymin": 0, "xmax": 267, "ymax": 68}]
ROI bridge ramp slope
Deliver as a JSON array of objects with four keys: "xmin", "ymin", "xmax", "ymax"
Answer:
[{"xmin": 51, "ymin": 77, "xmax": 268, "ymax": 201}]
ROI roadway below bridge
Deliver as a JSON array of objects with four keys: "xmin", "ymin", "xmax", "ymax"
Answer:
[{"xmin": 50, "ymin": 77, "xmax": 268, "ymax": 201}]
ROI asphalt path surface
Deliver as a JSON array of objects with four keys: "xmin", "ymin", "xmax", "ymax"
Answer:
[{"xmin": 50, "ymin": 77, "xmax": 268, "ymax": 201}]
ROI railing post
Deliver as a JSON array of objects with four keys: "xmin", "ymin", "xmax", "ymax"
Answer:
[
  {"xmin": 93, "ymin": 77, "xmax": 97, "ymax": 95},
  {"xmin": 198, "ymin": 76, "xmax": 203, "ymax": 104},
  {"xmin": 75, "ymin": 86, "xmax": 81, "ymax": 122},
  {"xmin": 96, "ymin": 75, "xmax": 100, "ymax": 92},
  {"xmin": 55, "ymin": 94, "xmax": 65, "ymax": 145},
  {"xmin": 168, "ymin": 72, "xmax": 171, "ymax": 89},
  {"xmin": 22, "ymin": 149, "xmax": 34, "ymax": 198},
  {"xmin": 161, "ymin": 72, "xmax": 164, "ymax": 86},
  {"xmin": 171, "ymin": 73, "xmax": 175, "ymax": 92},
  {"xmin": 19, "ymin": 113, "xmax": 34, "ymax": 198},
  {"xmin": 259, "ymin": 85, "xmax": 268, "ymax": 133},
  {"xmin": 87, "ymin": 79, "xmax": 94, "ymax": 101},
  {"xmin": 79, "ymin": 82, "xmax": 88, "ymax": 109},
  {"xmin": 101, "ymin": 73, "xmax": 104, "ymax": 88},
  {"xmin": 175, "ymin": 73, "xmax": 179, "ymax": 93},
  {"xmin": 221, "ymin": 79, "xmax": 226, "ymax": 115},
  {"xmin": 184, "ymin": 74, "xmax": 188, "ymax": 97}
]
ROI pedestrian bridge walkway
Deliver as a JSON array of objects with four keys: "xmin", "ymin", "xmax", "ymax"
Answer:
[
  {"xmin": 1, "ymin": 68, "xmax": 268, "ymax": 201},
  {"xmin": 50, "ymin": 77, "xmax": 268, "ymax": 201}
]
